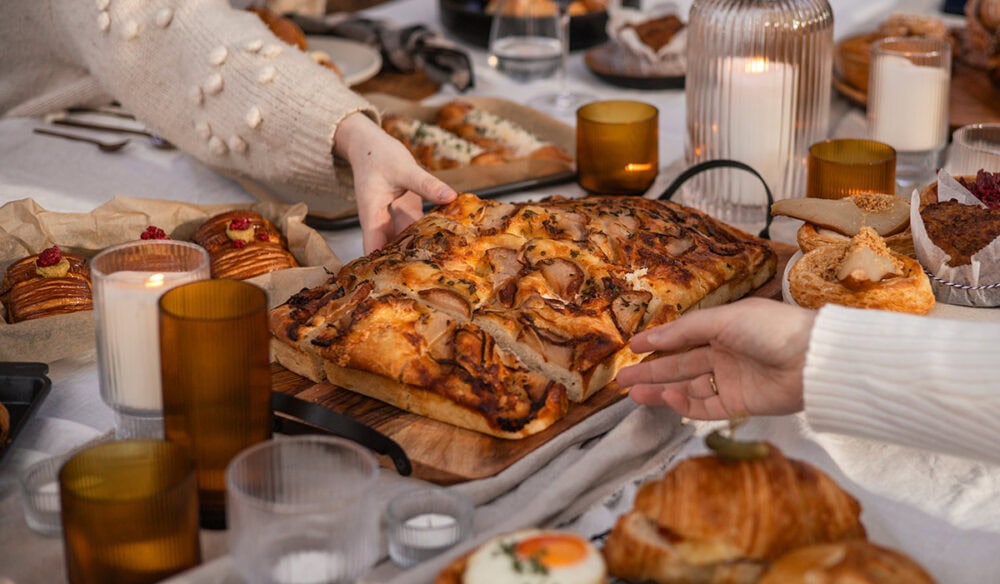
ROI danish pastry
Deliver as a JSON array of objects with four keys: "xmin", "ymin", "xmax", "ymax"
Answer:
[
  {"xmin": 788, "ymin": 227, "xmax": 934, "ymax": 314},
  {"xmin": 191, "ymin": 210, "xmax": 298, "ymax": 280},
  {"xmin": 0, "ymin": 246, "xmax": 93, "ymax": 323},
  {"xmin": 759, "ymin": 541, "xmax": 934, "ymax": 584}
]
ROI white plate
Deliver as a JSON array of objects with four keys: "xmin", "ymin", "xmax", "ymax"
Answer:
[{"xmin": 306, "ymin": 36, "xmax": 382, "ymax": 87}]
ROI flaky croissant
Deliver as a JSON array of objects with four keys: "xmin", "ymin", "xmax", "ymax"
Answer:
[
  {"xmin": 603, "ymin": 445, "xmax": 866, "ymax": 584},
  {"xmin": 759, "ymin": 541, "xmax": 935, "ymax": 583},
  {"xmin": 0, "ymin": 247, "xmax": 93, "ymax": 323},
  {"xmin": 191, "ymin": 210, "xmax": 298, "ymax": 280}
]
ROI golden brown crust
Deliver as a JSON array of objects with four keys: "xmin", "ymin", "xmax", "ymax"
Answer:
[
  {"xmin": 759, "ymin": 541, "xmax": 935, "ymax": 584},
  {"xmin": 604, "ymin": 447, "xmax": 867, "ymax": 584},
  {"xmin": 789, "ymin": 243, "xmax": 934, "ymax": 314},
  {"xmin": 248, "ymin": 7, "xmax": 307, "ymax": 51},
  {"xmin": 435, "ymin": 100, "xmax": 573, "ymax": 162},
  {"xmin": 191, "ymin": 210, "xmax": 298, "ymax": 280},
  {"xmin": 0, "ymin": 402, "xmax": 10, "ymax": 445},
  {"xmin": 797, "ymin": 223, "xmax": 915, "ymax": 257},
  {"xmin": 270, "ymin": 194, "xmax": 775, "ymax": 437},
  {"xmin": 0, "ymin": 253, "xmax": 92, "ymax": 323}
]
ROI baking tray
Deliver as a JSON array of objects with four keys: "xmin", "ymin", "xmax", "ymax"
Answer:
[{"xmin": 0, "ymin": 362, "xmax": 52, "ymax": 462}]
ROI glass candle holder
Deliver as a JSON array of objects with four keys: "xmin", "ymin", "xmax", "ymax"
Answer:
[
  {"xmin": 386, "ymin": 488, "xmax": 475, "ymax": 568},
  {"xmin": 945, "ymin": 123, "xmax": 1000, "ymax": 177},
  {"xmin": 159, "ymin": 279, "xmax": 272, "ymax": 529},
  {"xmin": 576, "ymin": 100, "xmax": 659, "ymax": 196},
  {"xmin": 20, "ymin": 453, "xmax": 68, "ymax": 537},
  {"xmin": 806, "ymin": 139, "xmax": 897, "ymax": 199},
  {"xmin": 868, "ymin": 36, "xmax": 951, "ymax": 189},
  {"xmin": 59, "ymin": 440, "xmax": 201, "ymax": 584},
  {"xmin": 226, "ymin": 436, "xmax": 380, "ymax": 584},
  {"xmin": 684, "ymin": 0, "xmax": 833, "ymax": 226},
  {"xmin": 91, "ymin": 240, "xmax": 210, "ymax": 439}
]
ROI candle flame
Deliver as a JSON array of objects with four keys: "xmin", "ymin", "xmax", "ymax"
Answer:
[
  {"xmin": 625, "ymin": 163, "xmax": 654, "ymax": 172},
  {"xmin": 145, "ymin": 273, "xmax": 165, "ymax": 288},
  {"xmin": 746, "ymin": 58, "xmax": 769, "ymax": 74}
]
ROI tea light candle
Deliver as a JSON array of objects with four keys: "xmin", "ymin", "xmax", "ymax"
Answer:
[
  {"xmin": 723, "ymin": 57, "xmax": 799, "ymax": 203},
  {"xmin": 870, "ymin": 55, "xmax": 949, "ymax": 152},
  {"xmin": 386, "ymin": 489, "xmax": 474, "ymax": 568},
  {"xmin": 401, "ymin": 513, "xmax": 460, "ymax": 548}
]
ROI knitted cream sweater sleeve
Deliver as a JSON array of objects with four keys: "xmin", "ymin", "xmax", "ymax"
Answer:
[
  {"xmin": 19, "ymin": 0, "xmax": 378, "ymax": 200},
  {"xmin": 804, "ymin": 304, "xmax": 1000, "ymax": 464}
]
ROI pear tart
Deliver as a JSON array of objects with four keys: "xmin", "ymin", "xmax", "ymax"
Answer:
[
  {"xmin": 191, "ymin": 210, "xmax": 298, "ymax": 280},
  {"xmin": 789, "ymin": 227, "xmax": 933, "ymax": 314},
  {"xmin": 1, "ymin": 246, "xmax": 93, "ymax": 323},
  {"xmin": 271, "ymin": 194, "xmax": 776, "ymax": 438},
  {"xmin": 771, "ymin": 193, "xmax": 914, "ymax": 256}
]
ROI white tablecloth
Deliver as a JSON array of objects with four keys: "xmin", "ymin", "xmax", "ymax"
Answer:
[{"xmin": 4, "ymin": 0, "xmax": 1000, "ymax": 582}]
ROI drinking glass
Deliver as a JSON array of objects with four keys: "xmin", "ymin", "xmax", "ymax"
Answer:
[
  {"xmin": 227, "ymin": 436, "xmax": 380, "ymax": 584},
  {"xmin": 526, "ymin": 0, "xmax": 596, "ymax": 115},
  {"xmin": 59, "ymin": 440, "xmax": 201, "ymax": 584},
  {"xmin": 806, "ymin": 139, "xmax": 897, "ymax": 199},
  {"xmin": 488, "ymin": 0, "xmax": 562, "ymax": 82},
  {"xmin": 868, "ymin": 36, "xmax": 951, "ymax": 189},
  {"xmin": 576, "ymin": 100, "xmax": 659, "ymax": 195},
  {"xmin": 159, "ymin": 279, "xmax": 272, "ymax": 529},
  {"xmin": 945, "ymin": 123, "xmax": 1000, "ymax": 177},
  {"xmin": 91, "ymin": 240, "xmax": 210, "ymax": 439}
]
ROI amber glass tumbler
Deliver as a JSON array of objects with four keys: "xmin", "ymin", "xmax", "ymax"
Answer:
[
  {"xmin": 59, "ymin": 440, "xmax": 201, "ymax": 584},
  {"xmin": 159, "ymin": 279, "xmax": 272, "ymax": 529},
  {"xmin": 576, "ymin": 100, "xmax": 659, "ymax": 195},
  {"xmin": 806, "ymin": 139, "xmax": 897, "ymax": 199}
]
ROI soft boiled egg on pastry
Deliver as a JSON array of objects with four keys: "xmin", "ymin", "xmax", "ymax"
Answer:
[{"xmin": 439, "ymin": 529, "xmax": 607, "ymax": 584}]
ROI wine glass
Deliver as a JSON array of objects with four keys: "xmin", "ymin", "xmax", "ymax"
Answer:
[
  {"xmin": 488, "ymin": 0, "xmax": 563, "ymax": 82},
  {"xmin": 527, "ymin": 0, "xmax": 596, "ymax": 115}
]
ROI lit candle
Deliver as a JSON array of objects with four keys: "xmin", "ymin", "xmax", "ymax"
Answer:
[
  {"xmin": 721, "ymin": 57, "xmax": 799, "ymax": 204},
  {"xmin": 96, "ymin": 271, "xmax": 197, "ymax": 411},
  {"xmin": 869, "ymin": 55, "xmax": 949, "ymax": 152},
  {"xmin": 400, "ymin": 513, "xmax": 460, "ymax": 549}
]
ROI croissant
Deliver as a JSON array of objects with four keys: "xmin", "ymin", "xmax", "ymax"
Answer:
[
  {"xmin": 759, "ymin": 541, "xmax": 935, "ymax": 583},
  {"xmin": 0, "ymin": 246, "xmax": 93, "ymax": 323},
  {"xmin": 603, "ymin": 445, "xmax": 866, "ymax": 584},
  {"xmin": 191, "ymin": 210, "xmax": 298, "ymax": 280}
]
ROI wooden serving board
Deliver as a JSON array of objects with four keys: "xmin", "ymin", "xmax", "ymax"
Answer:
[{"xmin": 271, "ymin": 241, "xmax": 797, "ymax": 484}]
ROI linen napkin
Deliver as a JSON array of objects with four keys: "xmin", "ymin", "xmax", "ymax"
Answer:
[{"xmin": 289, "ymin": 13, "xmax": 475, "ymax": 91}]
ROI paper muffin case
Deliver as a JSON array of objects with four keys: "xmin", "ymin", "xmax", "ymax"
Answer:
[{"xmin": 911, "ymin": 170, "xmax": 1000, "ymax": 307}]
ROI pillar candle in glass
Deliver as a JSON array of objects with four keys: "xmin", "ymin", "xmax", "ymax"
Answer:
[
  {"xmin": 576, "ymin": 100, "xmax": 659, "ymax": 195},
  {"xmin": 685, "ymin": 0, "xmax": 833, "ymax": 227},
  {"xmin": 944, "ymin": 123, "xmax": 1000, "ymax": 177},
  {"xmin": 59, "ymin": 440, "xmax": 201, "ymax": 584},
  {"xmin": 91, "ymin": 240, "xmax": 210, "ymax": 439},
  {"xmin": 868, "ymin": 36, "xmax": 951, "ymax": 189},
  {"xmin": 159, "ymin": 279, "xmax": 272, "ymax": 529}
]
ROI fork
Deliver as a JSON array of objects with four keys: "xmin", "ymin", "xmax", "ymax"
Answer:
[
  {"xmin": 51, "ymin": 119, "xmax": 175, "ymax": 149},
  {"xmin": 33, "ymin": 128, "xmax": 130, "ymax": 152}
]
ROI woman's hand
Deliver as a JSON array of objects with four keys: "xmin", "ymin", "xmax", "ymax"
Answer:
[
  {"xmin": 616, "ymin": 298, "xmax": 816, "ymax": 420},
  {"xmin": 334, "ymin": 112, "xmax": 457, "ymax": 253}
]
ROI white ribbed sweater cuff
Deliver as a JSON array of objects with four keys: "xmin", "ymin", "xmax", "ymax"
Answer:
[{"xmin": 804, "ymin": 305, "xmax": 1000, "ymax": 464}]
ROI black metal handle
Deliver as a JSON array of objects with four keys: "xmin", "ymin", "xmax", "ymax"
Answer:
[
  {"xmin": 657, "ymin": 159, "xmax": 774, "ymax": 240},
  {"xmin": 271, "ymin": 391, "xmax": 412, "ymax": 476}
]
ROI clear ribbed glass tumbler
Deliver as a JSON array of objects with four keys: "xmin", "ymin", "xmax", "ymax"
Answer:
[{"xmin": 684, "ymin": 0, "xmax": 833, "ymax": 227}]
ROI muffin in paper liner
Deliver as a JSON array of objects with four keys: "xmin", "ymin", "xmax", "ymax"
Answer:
[
  {"xmin": 911, "ymin": 170, "xmax": 1000, "ymax": 306},
  {"xmin": 606, "ymin": 2, "xmax": 686, "ymax": 76}
]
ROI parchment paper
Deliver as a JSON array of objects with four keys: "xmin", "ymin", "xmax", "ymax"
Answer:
[{"xmin": 0, "ymin": 197, "xmax": 341, "ymax": 363}]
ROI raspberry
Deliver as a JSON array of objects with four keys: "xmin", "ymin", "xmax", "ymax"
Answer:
[
  {"xmin": 229, "ymin": 216, "xmax": 253, "ymax": 231},
  {"xmin": 141, "ymin": 225, "xmax": 167, "ymax": 240},
  {"xmin": 233, "ymin": 239, "xmax": 248, "ymax": 249},
  {"xmin": 36, "ymin": 246, "xmax": 63, "ymax": 267},
  {"xmin": 255, "ymin": 229, "xmax": 270, "ymax": 242}
]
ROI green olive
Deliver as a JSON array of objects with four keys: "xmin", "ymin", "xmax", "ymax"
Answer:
[{"xmin": 705, "ymin": 429, "xmax": 771, "ymax": 461}]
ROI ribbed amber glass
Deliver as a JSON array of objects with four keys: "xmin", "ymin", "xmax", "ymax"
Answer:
[
  {"xmin": 807, "ymin": 139, "xmax": 897, "ymax": 198},
  {"xmin": 684, "ymin": 0, "xmax": 833, "ymax": 225},
  {"xmin": 576, "ymin": 100, "xmax": 659, "ymax": 196},
  {"xmin": 158, "ymin": 279, "xmax": 272, "ymax": 529},
  {"xmin": 59, "ymin": 440, "xmax": 201, "ymax": 584}
]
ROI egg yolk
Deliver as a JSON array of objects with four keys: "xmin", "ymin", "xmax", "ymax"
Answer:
[{"xmin": 514, "ymin": 534, "xmax": 588, "ymax": 567}]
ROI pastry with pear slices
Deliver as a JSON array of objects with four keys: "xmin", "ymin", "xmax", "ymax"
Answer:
[{"xmin": 788, "ymin": 227, "xmax": 933, "ymax": 314}]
